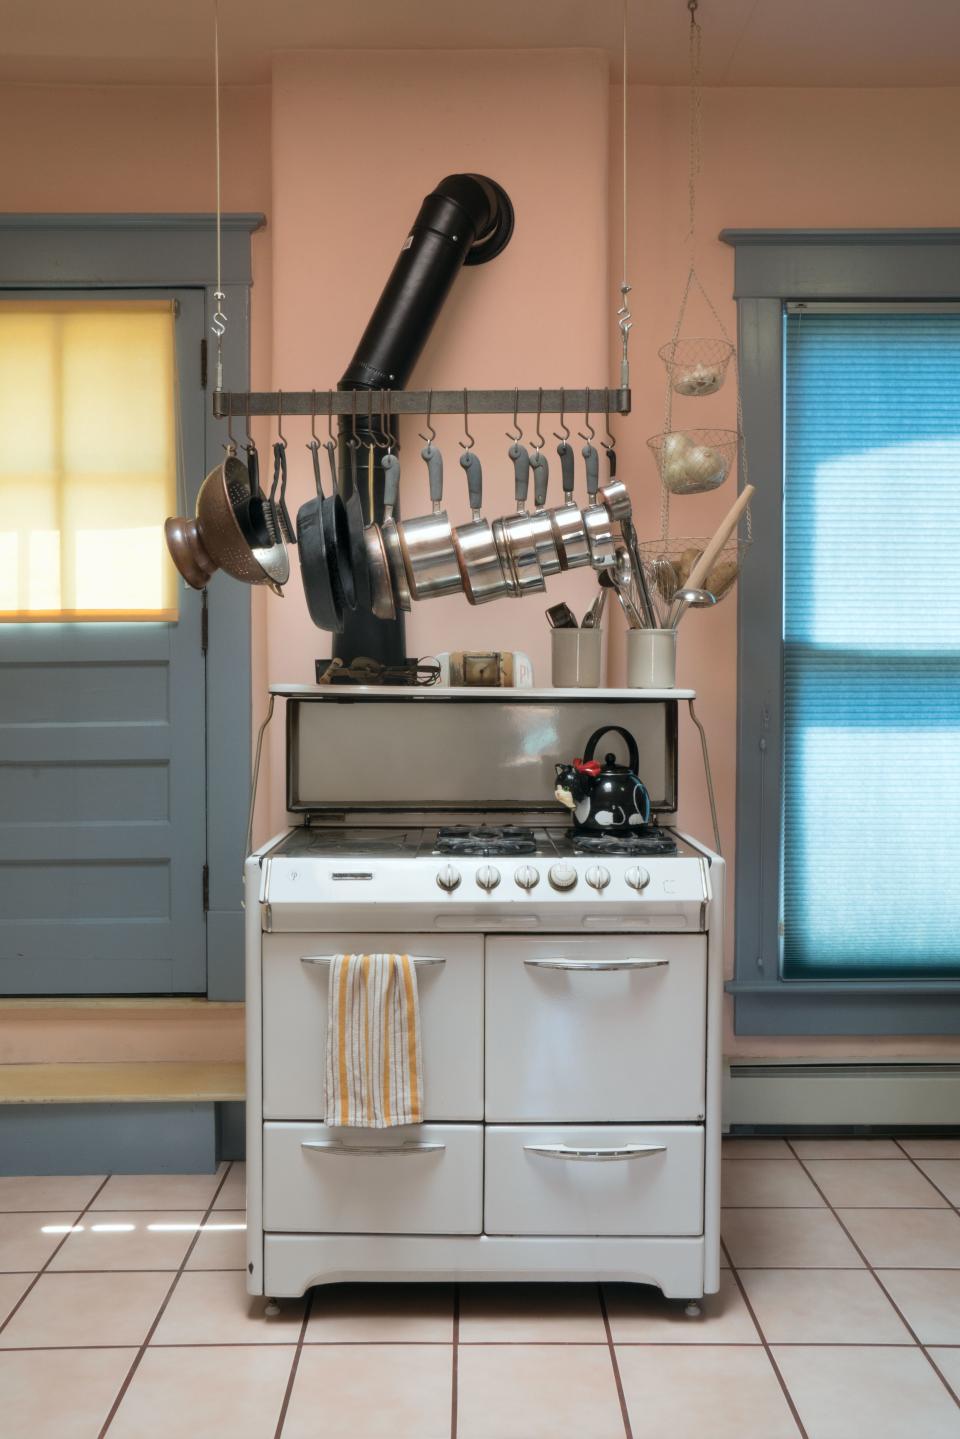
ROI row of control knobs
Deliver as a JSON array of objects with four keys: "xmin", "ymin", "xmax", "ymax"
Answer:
[{"xmin": 435, "ymin": 863, "xmax": 651, "ymax": 893}]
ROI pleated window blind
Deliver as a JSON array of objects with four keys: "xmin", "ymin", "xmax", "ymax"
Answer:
[
  {"xmin": 782, "ymin": 310, "xmax": 960, "ymax": 979},
  {"xmin": 0, "ymin": 300, "xmax": 178, "ymax": 620}
]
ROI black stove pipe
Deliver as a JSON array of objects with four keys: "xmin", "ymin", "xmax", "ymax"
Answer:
[{"xmin": 333, "ymin": 173, "xmax": 514, "ymax": 665}]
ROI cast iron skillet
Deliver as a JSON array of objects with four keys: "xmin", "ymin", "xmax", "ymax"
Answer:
[
  {"xmin": 343, "ymin": 441, "xmax": 373, "ymax": 612},
  {"xmin": 296, "ymin": 441, "xmax": 354, "ymax": 632}
]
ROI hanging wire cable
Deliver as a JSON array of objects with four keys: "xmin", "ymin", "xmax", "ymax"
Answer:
[
  {"xmin": 616, "ymin": 0, "xmax": 633, "ymax": 389},
  {"xmin": 687, "ymin": 0, "xmax": 702, "ymax": 246},
  {"xmin": 210, "ymin": 0, "xmax": 227, "ymax": 391}
]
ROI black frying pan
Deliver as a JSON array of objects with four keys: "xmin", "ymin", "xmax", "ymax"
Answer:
[
  {"xmin": 297, "ymin": 441, "xmax": 354, "ymax": 633},
  {"xmin": 344, "ymin": 442, "xmax": 373, "ymax": 613}
]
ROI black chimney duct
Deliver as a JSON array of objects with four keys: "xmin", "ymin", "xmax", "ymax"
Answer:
[{"xmin": 334, "ymin": 174, "xmax": 514, "ymax": 664}]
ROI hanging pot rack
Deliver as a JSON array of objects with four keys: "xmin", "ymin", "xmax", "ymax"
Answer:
[{"xmin": 212, "ymin": 388, "xmax": 631, "ymax": 421}]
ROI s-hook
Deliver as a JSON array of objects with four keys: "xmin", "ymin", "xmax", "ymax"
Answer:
[
  {"xmin": 554, "ymin": 387, "xmax": 574, "ymax": 502},
  {"xmin": 223, "ymin": 392, "xmax": 237, "ymax": 454},
  {"xmin": 271, "ymin": 390, "xmax": 293, "ymax": 542},
  {"xmin": 532, "ymin": 387, "xmax": 545, "ymax": 454},
  {"xmin": 323, "ymin": 390, "xmax": 338, "ymax": 490},
  {"xmin": 602, "ymin": 390, "xmax": 617, "ymax": 477},
  {"xmin": 506, "ymin": 387, "xmax": 523, "ymax": 444},
  {"xmin": 578, "ymin": 388, "xmax": 595, "ymax": 444},
  {"xmin": 419, "ymin": 389, "xmax": 437, "ymax": 447},
  {"xmin": 459, "ymin": 387, "xmax": 474, "ymax": 452},
  {"xmin": 553, "ymin": 388, "xmax": 570, "ymax": 444}
]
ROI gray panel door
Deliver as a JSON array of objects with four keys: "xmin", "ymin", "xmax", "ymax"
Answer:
[{"xmin": 0, "ymin": 289, "xmax": 208, "ymax": 993}]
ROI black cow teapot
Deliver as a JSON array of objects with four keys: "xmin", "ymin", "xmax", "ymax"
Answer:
[{"xmin": 554, "ymin": 725, "xmax": 652, "ymax": 834}]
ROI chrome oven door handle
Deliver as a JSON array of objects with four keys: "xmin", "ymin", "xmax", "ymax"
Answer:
[
  {"xmin": 301, "ymin": 1141, "xmax": 446, "ymax": 1157},
  {"xmin": 523, "ymin": 958, "xmax": 669, "ymax": 972},
  {"xmin": 299, "ymin": 955, "xmax": 446, "ymax": 968},
  {"xmin": 523, "ymin": 1144, "xmax": 667, "ymax": 1162}
]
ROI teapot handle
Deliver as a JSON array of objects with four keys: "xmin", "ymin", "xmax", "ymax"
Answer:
[{"xmin": 582, "ymin": 725, "xmax": 640, "ymax": 774}]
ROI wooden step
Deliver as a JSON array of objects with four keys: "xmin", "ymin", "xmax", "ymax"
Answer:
[
  {"xmin": 0, "ymin": 998, "xmax": 244, "ymax": 1065},
  {"xmin": 0, "ymin": 1060, "xmax": 245, "ymax": 1104}
]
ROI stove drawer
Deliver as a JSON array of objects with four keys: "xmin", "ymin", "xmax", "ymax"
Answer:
[
  {"xmin": 261, "ymin": 933, "xmax": 483, "ymax": 1121},
  {"xmin": 263, "ymin": 1122, "xmax": 482, "ymax": 1234},
  {"xmin": 484, "ymin": 935, "xmax": 706, "ymax": 1122},
  {"xmin": 484, "ymin": 1124, "xmax": 703, "ymax": 1236}
]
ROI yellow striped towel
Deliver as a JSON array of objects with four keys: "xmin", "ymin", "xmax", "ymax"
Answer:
[{"xmin": 324, "ymin": 954, "xmax": 424, "ymax": 1128}]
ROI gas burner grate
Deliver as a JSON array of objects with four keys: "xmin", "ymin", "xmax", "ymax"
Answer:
[
  {"xmin": 572, "ymin": 828, "xmax": 678, "ymax": 857},
  {"xmin": 434, "ymin": 825, "xmax": 538, "ymax": 857}
]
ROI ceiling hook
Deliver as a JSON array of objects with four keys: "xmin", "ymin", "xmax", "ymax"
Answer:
[
  {"xmin": 419, "ymin": 388, "xmax": 436, "ymax": 446},
  {"xmin": 578, "ymin": 387, "xmax": 595, "ymax": 443},
  {"xmin": 506, "ymin": 387, "xmax": 523, "ymax": 444},
  {"xmin": 553, "ymin": 387, "xmax": 570, "ymax": 444},
  {"xmin": 458, "ymin": 387, "xmax": 474, "ymax": 452}
]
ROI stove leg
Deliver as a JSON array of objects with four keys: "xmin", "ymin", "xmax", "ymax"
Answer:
[
  {"xmin": 265, "ymin": 1298, "xmax": 281, "ymax": 1317},
  {"xmin": 683, "ymin": 1300, "xmax": 702, "ymax": 1319}
]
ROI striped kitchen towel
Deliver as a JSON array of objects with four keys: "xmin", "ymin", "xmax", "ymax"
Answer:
[{"xmin": 324, "ymin": 954, "xmax": 424, "ymax": 1127}]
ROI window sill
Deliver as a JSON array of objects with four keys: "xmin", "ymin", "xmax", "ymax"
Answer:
[{"xmin": 725, "ymin": 980, "xmax": 960, "ymax": 1036}]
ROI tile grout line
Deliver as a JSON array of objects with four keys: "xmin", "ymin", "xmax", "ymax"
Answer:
[
  {"xmin": 450, "ymin": 1282, "xmax": 459, "ymax": 1439},
  {"xmin": 96, "ymin": 1163, "xmax": 235, "ymax": 1438},
  {"xmin": 892, "ymin": 1138, "xmax": 960, "ymax": 1218},
  {"xmin": 784, "ymin": 1138, "xmax": 960, "ymax": 1412},
  {"xmin": 0, "ymin": 1173, "xmax": 113, "ymax": 1339},
  {"xmin": 598, "ymin": 1283, "xmax": 633, "ymax": 1439},
  {"xmin": 721, "ymin": 1240, "xmax": 810, "ymax": 1439},
  {"xmin": 273, "ymin": 1286, "xmax": 314, "ymax": 1439}
]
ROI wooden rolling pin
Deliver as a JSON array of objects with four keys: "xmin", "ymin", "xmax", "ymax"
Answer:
[{"xmin": 682, "ymin": 484, "xmax": 755, "ymax": 597}]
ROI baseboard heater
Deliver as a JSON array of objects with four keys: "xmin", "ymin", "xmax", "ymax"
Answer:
[{"xmin": 724, "ymin": 1062, "xmax": 960, "ymax": 1132}]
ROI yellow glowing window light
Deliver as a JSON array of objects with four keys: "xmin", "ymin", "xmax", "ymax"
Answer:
[{"xmin": 0, "ymin": 300, "xmax": 179, "ymax": 620}]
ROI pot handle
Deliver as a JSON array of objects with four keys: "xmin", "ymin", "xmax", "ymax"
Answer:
[
  {"xmin": 421, "ymin": 443, "xmax": 444, "ymax": 507},
  {"xmin": 460, "ymin": 450, "xmax": 483, "ymax": 519},
  {"xmin": 582, "ymin": 724, "xmax": 640, "ymax": 774},
  {"xmin": 557, "ymin": 440, "xmax": 575, "ymax": 503},
  {"xmin": 508, "ymin": 442, "xmax": 530, "ymax": 511}
]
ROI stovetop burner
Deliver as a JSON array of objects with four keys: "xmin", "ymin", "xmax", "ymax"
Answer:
[
  {"xmin": 571, "ymin": 827, "xmax": 678, "ymax": 857},
  {"xmin": 434, "ymin": 825, "xmax": 539, "ymax": 857}
]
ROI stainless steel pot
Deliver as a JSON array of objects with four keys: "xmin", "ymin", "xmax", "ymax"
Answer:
[
  {"xmin": 396, "ymin": 443, "xmax": 462, "ymax": 600},
  {"xmin": 525, "ymin": 449, "xmax": 562, "ymax": 577},
  {"xmin": 452, "ymin": 451, "xmax": 513, "ymax": 604},
  {"xmin": 581, "ymin": 442, "xmax": 616, "ymax": 569},
  {"xmin": 548, "ymin": 439, "xmax": 591, "ymax": 571},
  {"xmin": 380, "ymin": 453, "xmax": 411, "ymax": 612},
  {"xmin": 599, "ymin": 477, "xmax": 632, "ymax": 522},
  {"xmin": 496, "ymin": 442, "xmax": 544, "ymax": 596}
]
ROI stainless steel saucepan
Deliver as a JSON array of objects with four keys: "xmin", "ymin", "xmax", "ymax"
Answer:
[
  {"xmin": 396, "ymin": 442, "xmax": 462, "ymax": 600},
  {"xmin": 580, "ymin": 442, "xmax": 617, "ymax": 569},
  {"xmin": 495, "ymin": 442, "xmax": 544, "ymax": 596},
  {"xmin": 380, "ymin": 452, "xmax": 411, "ymax": 612},
  {"xmin": 548, "ymin": 439, "xmax": 591, "ymax": 570},
  {"xmin": 452, "ymin": 451, "xmax": 514, "ymax": 604},
  {"xmin": 525, "ymin": 449, "xmax": 563, "ymax": 577}
]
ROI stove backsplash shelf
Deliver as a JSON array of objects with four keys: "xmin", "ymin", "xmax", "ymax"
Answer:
[{"xmin": 213, "ymin": 388, "xmax": 631, "ymax": 420}]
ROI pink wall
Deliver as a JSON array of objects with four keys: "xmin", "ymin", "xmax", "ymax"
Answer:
[{"xmin": 5, "ymin": 71, "xmax": 960, "ymax": 1058}]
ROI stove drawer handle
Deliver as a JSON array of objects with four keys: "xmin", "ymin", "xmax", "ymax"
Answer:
[
  {"xmin": 523, "ymin": 958, "xmax": 669, "ymax": 972},
  {"xmin": 301, "ymin": 1140, "xmax": 445, "ymax": 1157},
  {"xmin": 299, "ymin": 955, "xmax": 446, "ymax": 968},
  {"xmin": 524, "ymin": 1143, "xmax": 667, "ymax": 1162}
]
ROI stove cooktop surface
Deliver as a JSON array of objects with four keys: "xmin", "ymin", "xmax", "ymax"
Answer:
[{"xmin": 271, "ymin": 822, "xmax": 689, "ymax": 861}]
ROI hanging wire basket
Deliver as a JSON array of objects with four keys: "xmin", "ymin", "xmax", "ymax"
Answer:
[
  {"xmin": 636, "ymin": 536, "xmax": 750, "ymax": 626},
  {"xmin": 658, "ymin": 337, "xmax": 734, "ymax": 397},
  {"xmin": 647, "ymin": 427, "xmax": 739, "ymax": 495}
]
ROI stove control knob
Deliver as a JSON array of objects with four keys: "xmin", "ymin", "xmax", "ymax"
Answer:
[
  {"xmin": 625, "ymin": 866, "xmax": 651, "ymax": 892},
  {"xmin": 585, "ymin": 864, "xmax": 611, "ymax": 892},
  {"xmin": 548, "ymin": 862, "xmax": 578, "ymax": 892},
  {"xmin": 514, "ymin": 864, "xmax": 540, "ymax": 891},
  {"xmin": 436, "ymin": 864, "xmax": 462, "ymax": 893},
  {"xmin": 476, "ymin": 864, "xmax": 501, "ymax": 892}
]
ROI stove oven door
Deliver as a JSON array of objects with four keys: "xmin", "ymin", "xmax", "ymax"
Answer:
[{"xmin": 484, "ymin": 935, "xmax": 706, "ymax": 1123}]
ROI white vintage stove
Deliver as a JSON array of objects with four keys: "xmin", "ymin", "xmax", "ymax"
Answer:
[{"xmin": 245, "ymin": 686, "xmax": 723, "ymax": 1312}]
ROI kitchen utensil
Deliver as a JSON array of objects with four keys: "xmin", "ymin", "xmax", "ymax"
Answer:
[
  {"xmin": 554, "ymin": 725, "xmax": 651, "ymax": 833},
  {"xmin": 674, "ymin": 483, "xmax": 755, "ymax": 615},
  {"xmin": 598, "ymin": 478, "xmax": 632, "ymax": 523},
  {"xmin": 636, "ymin": 530, "xmax": 749, "ymax": 625},
  {"xmin": 296, "ymin": 439, "xmax": 354, "ymax": 633},
  {"xmin": 627, "ymin": 628, "xmax": 677, "ymax": 689},
  {"xmin": 270, "ymin": 442, "xmax": 295, "ymax": 544},
  {"xmin": 526, "ymin": 449, "xmax": 562, "ymax": 577},
  {"xmin": 598, "ymin": 566, "xmax": 644, "ymax": 629},
  {"xmin": 581, "ymin": 443, "xmax": 616, "ymax": 569},
  {"xmin": 580, "ymin": 587, "xmax": 607, "ymax": 629},
  {"xmin": 546, "ymin": 601, "xmax": 578, "ymax": 630},
  {"xmin": 380, "ymin": 451, "xmax": 412, "ymax": 612},
  {"xmin": 396, "ymin": 441, "xmax": 462, "ymax": 600},
  {"xmin": 164, "ymin": 448, "xmax": 288, "ymax": 594},
  {"xmin": 647, "ymin": 428, "xmax": 739, "ymax": 495},
  {"xmin": 549, "ymin": 439, "xmax": 591, "ymax": 570},
  {"xmin": 658, "ymin": 337, "xmax": 734, "ymax": 396},
  {"xmin": 551, "ymin": 628, "xmax": 602, "ymax": 688},
  {"xmin": 498, "ymin": 442, "xmax": 545, "ymax": 594},
  {"xmin": 452, "ymin": 450, "xmax": 513, "ymax": 605},
  {"xmin": 620, "ymin": 516, "xmax": 657, "ymax": 629},
  {"xmin": 672, "ymin": 586, "xmax": 717, "ymax": 625}
]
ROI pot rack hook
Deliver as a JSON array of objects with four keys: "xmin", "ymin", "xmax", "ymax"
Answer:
[
  {"xmin": 419, "ymin": 389, "xmax": 436, "ymax": 447},
  {"xmin": 532, "ymin": 388, "xmax": 545, "ymax": 453},
  {"xmin": 347, "ymin": 390, "xmax": 360, "ymax": 450},
  {"xmin": 381, "ymin": 388, "xmax": 395, "ymax": 455},
  {"xmin": 243, "ymin": 388, "xmax": 255, "ymax": 454},
  {"xmin": 578, "ymin": 387, "xmax": 595, "ymax": 443},
  {"xmin": 553, "ymin": 387, "xmax": 570, "ymax": 444},
  {"xmin": 308, "ymin": 389, "xmax": 319, "ymax": 446},
  {"xmin": 459, "ymin": 387, "xmax": 474, "ymax": 452},
  {"xmin": 602, "ymin": 389, "xmax": 616, "ymax": 451},
  {"xmin": 506, "ymin": 387, "xmax": 523, "ymax": 444},
  {"xmin": 276, "ymin": 388, "xmax": 287, "ymax": 449},
  {"xmin": 326, "ymin": 389, "xmax": 335, "ymax": 446},
  {"xmin": 223, "ymin": 391, "xmax": 236, "ymax": 453}
]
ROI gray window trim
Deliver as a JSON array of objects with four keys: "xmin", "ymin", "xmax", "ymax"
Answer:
[
  {"xmin": 0, "ymin": 213, "xmax": 265, "ymax": 1001},
  {"xmin": 720, "ymin": 228, "xmax": 960, "ymax": 1036}
]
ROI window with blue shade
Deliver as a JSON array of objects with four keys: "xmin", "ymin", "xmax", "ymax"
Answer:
[{"xmin": 782, "ymin": 311, "xmax": 960, "ymax": 979}]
